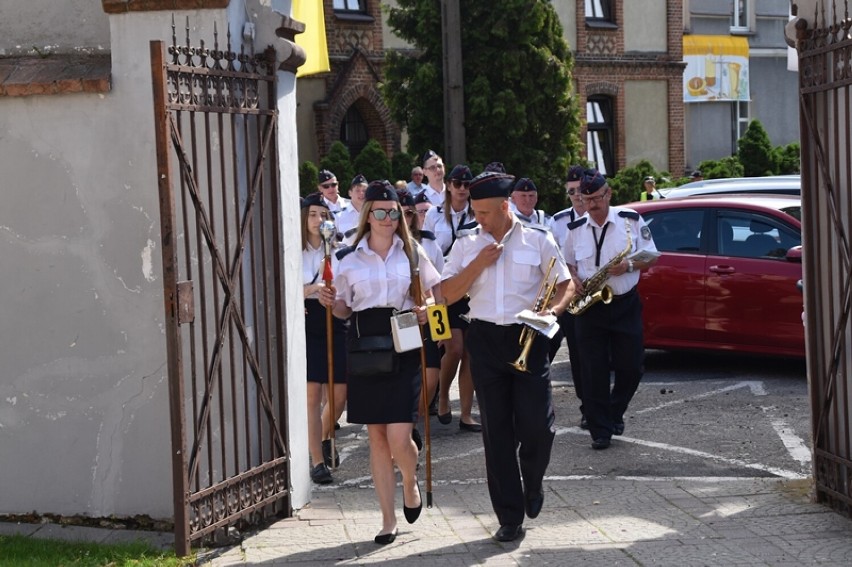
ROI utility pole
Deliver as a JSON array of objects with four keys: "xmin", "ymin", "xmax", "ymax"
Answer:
[{"xmin": 442, "ymin": 0, "xmax": 466, "ymax": 165}]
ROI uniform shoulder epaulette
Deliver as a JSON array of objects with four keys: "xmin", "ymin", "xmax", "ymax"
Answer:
[
  {"xmin": 525, "ymin": 224, "xmax": 549, "ymax": 234},
  {"xmin": 456, "ymin": 226, "xmax": 480, "ymax": 237},
  {"xmin": 436, "ymin": 205, "xmax": 443, "ymax": 214},
  {"xmin": 335, "ymin": 245, "xmax": 356, "ymax": 261},
  {"xmin": 618, "ymin": 210, "xmax": 640, "ymax": 220},
  {"xmin": 567, "ymin": 217, "xmax": 588, "ymax": 230},
  {"xmin": 343, "ymin": 227, "xmax": 358, "ymax": 238},
  {"xmin": 419, "ymin": 230, "xmax": 436, "ymax": 240},
  {"xmin": 457, "ymin": 220, "xmax": 478, "ymax": 232},
  {"xmin": 553, "ymin": 209, "xmax": 574, "ymax": 221}
]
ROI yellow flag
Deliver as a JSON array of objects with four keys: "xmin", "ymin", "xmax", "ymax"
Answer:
[{"xmin": 293, "ymin": 0, "xmax": 330, "ymax": 77}]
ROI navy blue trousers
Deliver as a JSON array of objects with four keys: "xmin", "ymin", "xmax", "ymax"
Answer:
[{"xmin": 467, "ymin": 320, "xmax": 556, "ymax": 526}]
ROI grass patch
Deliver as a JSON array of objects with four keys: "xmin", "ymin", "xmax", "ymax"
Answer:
[{"xmin": 0, "ymin": 534, "xmax": 195, "ymax": 567}]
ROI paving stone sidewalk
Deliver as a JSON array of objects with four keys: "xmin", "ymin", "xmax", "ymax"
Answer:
[{"xmin": 193, "ymin": 477, "xmax": 852, "ymax": 566}]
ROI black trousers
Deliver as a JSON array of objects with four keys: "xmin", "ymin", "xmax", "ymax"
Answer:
[
  {"xmin": 556, "ymin": 311, "xmax": 583, "ymax": 415},
  {"xmin": 574, "ymin": 288, "xmax": 644, "ymax": 441},
  {"xmin": 467, "ymin": 320, "xmax": 556, "ymax": 526}
]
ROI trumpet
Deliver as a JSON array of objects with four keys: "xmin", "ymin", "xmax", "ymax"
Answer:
[{"xmin": 511, "ymin": 257, "xmax": 558, "ymax": 373}]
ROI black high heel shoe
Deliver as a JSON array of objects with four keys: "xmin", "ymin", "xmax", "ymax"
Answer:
[
  {"xmin": 403, "ymin": 481, "xmax": 422, "ymax": 524},
  {"xmin": 374, "ymin": 527, "xmax": 398, "ymax": 545}
]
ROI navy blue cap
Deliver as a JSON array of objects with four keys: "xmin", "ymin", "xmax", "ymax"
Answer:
[
  {"xmin": 301, "ymin": 192, "xmax": 329, "ymax": 209},
  {"xmin": 690, "ymin": 170, "xmax": 702, "ymax": 178},
  {"xmin": 512, "ymin": 177, "xmax": 537, "ymax": 193},
  {"xmin": 365, "ymin": 180, "xmax": 399, "ymax": 202},
  {"xmin": 448, "ymin": 164, "xmax": 473, "ymax": 182},
  {"xmin": 579, "ymin": 170, "xmax": 607, "ymax": 195},
  {"xmin": 422, "ymin": 149, "xmax": 439, "ymax": 165},
  {"xmin": 468, "ymin": 172, "xmax": 515, "ymax": 200},
  {"xmin": 566, "ymin": 165, "xmax": 585, "ymax": 182},
  {"xmin": 413, "ymin": 192, "xmax": 430, "ymax": 205},
  {"xmin": 483, "ymin": 161, "xmax": 507, "ymax": 174},
  {"xmin": 351, "ymin": 173, "xmax": 367, "ymax": 186},
  {"xmin": 396, "ymin": 189, "xmax": 415, "ymax": 207},
  {"xmin": 318, "ymin": 169, "xmax": 336, "ymax": 184}
]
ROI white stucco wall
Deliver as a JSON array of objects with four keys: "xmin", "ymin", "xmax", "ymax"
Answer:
[
  {"xmin": 0, "ymin": 2, "xmax": 309, "ymax": 519},
  {"xmin": 624, "ymin": 80, "xmax": 669, "ymax": 171},
  {"xmin": 0, "ymin": 0, "xmax": 111, "ymax": 55}
]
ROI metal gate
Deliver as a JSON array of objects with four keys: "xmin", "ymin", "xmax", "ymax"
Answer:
[
  {"xmin": 150, "ymin": 24, "xmax": 290, "ymax": 555},
  {"xmin": 795, "ymin": 1, "xmax": 852, "ymax": 518}
]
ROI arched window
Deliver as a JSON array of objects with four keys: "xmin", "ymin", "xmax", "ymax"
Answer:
[
  {"xmin": 586, "ymin": 95, "xmax": 615, "ymax": 175},
  {"xmin": 340, "ymin": 106, "xmax": 368, "ymax": 157}
]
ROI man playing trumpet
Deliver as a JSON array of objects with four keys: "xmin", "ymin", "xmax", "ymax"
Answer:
[{"xmin": 441, "ymin": 171, "xmax": 573, "ymax": 542}]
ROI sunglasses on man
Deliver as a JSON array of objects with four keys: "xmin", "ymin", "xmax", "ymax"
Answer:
[{"xmin": 320, "ymin": 182, "xmax": 338, "ymax": 189}]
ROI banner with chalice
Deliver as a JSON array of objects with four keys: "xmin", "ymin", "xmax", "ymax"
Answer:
[{"xmin": 683, "ymin": 35, "xmax": 750, "ymax": 103}]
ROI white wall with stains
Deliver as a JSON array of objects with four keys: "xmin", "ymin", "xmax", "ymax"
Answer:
[{"xmin": 0, "ymin": 1, "xmax": 309, "ymax": 520}]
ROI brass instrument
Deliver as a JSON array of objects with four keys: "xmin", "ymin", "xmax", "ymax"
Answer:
[
  {"xmin": 511, "ymin": 257, "xmax": 559, "ymax": 373},
  {"xmin": 566, "ymin": 220, "xmax": 632, "ymax": 316}
]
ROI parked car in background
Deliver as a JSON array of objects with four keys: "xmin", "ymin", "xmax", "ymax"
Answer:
[
  {"xmin": 631, "ymin": 194, "xmax": 804, "ymax": 358},
  {"xmin": 660, "ymin": 175, "xmax": 800, "ymax": 199}
]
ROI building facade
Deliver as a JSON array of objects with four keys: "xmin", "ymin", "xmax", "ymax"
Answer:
[{"xmin": 684, "ymin": 0, "xmax": 800, "ymax": 169}]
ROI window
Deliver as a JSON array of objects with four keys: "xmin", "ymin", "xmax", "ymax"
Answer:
[
  {"xmin": 340, "ymin": 106, "xmax": 368, "ymax": 158},
  {"xmin": 586, "ymin": 96, "xmax": 615, "ymax": 176},
  {"xmin": 334, "ymin": 0, "xmax": 366, "ymax": 13},
  {"xmin": 732, "ymin": 101, "xmax": 749, "ymax": 154},
  {"xmin": 585, "ymin": 0, "xmax": 614, "ymax": 22},
  {"xmin": 645, "ymin": 209, "xmax": 704, "ymax": 253},
  {"xmin": 717, "ymin": 211, "xmax": 800, "ymax": 259},
  {"xmin": 731, "ymin": 0, "xmax": 751, "ymax": 31}
]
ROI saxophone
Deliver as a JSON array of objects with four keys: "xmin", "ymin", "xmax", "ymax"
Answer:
[{"xmin": 566, "ymin": 221, "xmax": 632, "ymax": 316}]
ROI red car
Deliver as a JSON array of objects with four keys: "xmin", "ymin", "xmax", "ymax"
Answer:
[{"xmin": 630, "ymin": 194, "xmax": 804, "ymax": 358}]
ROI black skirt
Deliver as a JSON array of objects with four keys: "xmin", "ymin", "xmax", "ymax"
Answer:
[
  {"xmin": 346, "ymin": 308, "xmax": 421, "ymax": 424},
  {"xmin": 305, "ymin": 299, "xmax": 348, "ymax": 384}
]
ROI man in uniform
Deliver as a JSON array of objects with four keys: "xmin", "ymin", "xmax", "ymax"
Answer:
[
  {"xmin": 562, "ymin": 170, "xmax": 658, "ymax": 450},
  {"xmin": 509, "ymin": 177, "xmax": 552, "ymax": 230},
  {"xmin": 550, "ymin": 165, "xmax": 588, "ymax": 427},
  {"xmin": 317, "ymin": 169, "xmax": 351, "ymax": 215},
  {"xmin": 421, "ymin": 150, "xmax": 447, "ymax": 206},
  {"xmin": 336, "ymin": 173, "xmax": 368, "ymax": 244},
  {"xmin": 441, "ymin": 171, "xmax": 572, "ymax": 542}
]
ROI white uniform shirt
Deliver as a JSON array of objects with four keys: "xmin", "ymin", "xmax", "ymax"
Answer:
[
  {"xmin": 335, "ymin": 234, "xmax": 441, "ymax": 312},
  {"xmin": 423, "ymin": 203, "xmax": 473, "ymax": 255},
  {"xmin": 336, "ymin": 206, "xmax": 362, "ymax": 244},
  {"xmin": 550, "ymin": 207, "xmax": 580, "ymax": 251},
  {"xmin": 514, "ymin": 208, "xmax": 553, "ymax": 231},
  {"xmin": 324, "ymin": 196, "xmax": 351, "ymax": 216},
  {"xmin": 406, "ymin": 181, "xmax": 427, "ymax": 195},
  {"xmin": 302, "ymin": 242, "xmax": 340, "ymax": 299},
  {"xmin": 422, "ymin": 184, "xmax": 446, "ymax": 207},
  {"xmin": 562, "ymin": 206, "xmax": 657, "ymax": 296},
  {"xmin": 418, "ymin": 234, "xmax": 445, "ymax": 273},
  {"xmin": 442, "ymin": 214, "xmax": 570, "ymax": 325}
]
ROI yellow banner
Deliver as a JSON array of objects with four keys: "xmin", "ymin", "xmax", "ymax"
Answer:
[
  {"xmin": 683, "ymin": 35, "xmax": 750, "ymax": 103},
  {"xmin": 293, "ymin": 0, "xmax": 330, "ymax": 78}
]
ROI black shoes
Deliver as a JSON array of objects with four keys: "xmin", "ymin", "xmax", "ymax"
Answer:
[
  {"xmin": 310, "ymin": 462, "xmax": 333, "ymax": 484},
  {"xmin": 411, "ymin": 427, "xmax": 423, "ymax": 451},
  {"xmin": 591, "ymin": 437, "xmax": 611, "ymax": 450},
  {"xmin": 459, "ymin": 420, "xmax": 482, "ymax": 433},
  {"xmin": 403, "ymin": 482, "xmax": 422, "ymax": 524},
  {"xmin": 524, "ymin": 489, "xmax": 544, "ymax": 519},
  {"xmin": 613, "ymin": 422, "xmax": 625, "ymax": 436},
  {"xmin": 493, "ymin": 524, "xmax": 524, "ymax": 542},
  {"xmin": 322, "ymin": 439, "xmax": 340, "ymax": 468},
  {"xmin": 437, "ymin": 411, "xmax": 452, "ymax": 425},
  {"xmin": 374, "ymin": 527, "xmax": 398, "ymax": 545},
  {"xmin": 580, "ymin": 415, "xmax": 589, "ymax": 430}
]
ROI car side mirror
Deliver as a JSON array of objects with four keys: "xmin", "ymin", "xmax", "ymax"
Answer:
[{"xmin": 786, "ymin": 245, "xmax": 803, "ymax": 263}]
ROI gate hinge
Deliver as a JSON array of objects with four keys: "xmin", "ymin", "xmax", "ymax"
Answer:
[{"xmin": 177, "ymin": 280, "xmax": 195, "ymax": 324}]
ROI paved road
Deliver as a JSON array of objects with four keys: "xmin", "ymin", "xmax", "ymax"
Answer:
[{"xmin": 320, "ymin": 347, "xmax": 811, "ymax": 496}]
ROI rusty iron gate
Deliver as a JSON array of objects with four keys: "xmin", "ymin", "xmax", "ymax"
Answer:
[
  {"xmin": 150, "ymin": 24, "xmax": 290, "ymax": 555},
  {"xmin": 796, "ymin": 1, "xmax": 852, "ymax": 518}
]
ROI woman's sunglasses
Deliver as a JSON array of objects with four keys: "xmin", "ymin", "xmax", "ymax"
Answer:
[
  {"xmin": 451, "ymin": 179, "xmax": 470, "ymax": 189},
  {"xmin": 371, "ymin": 208, "xmax": 402, "ymax": 221}
]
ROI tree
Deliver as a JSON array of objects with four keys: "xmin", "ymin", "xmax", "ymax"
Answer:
[
  {"xmin": 352, "ymin": 139, "xmax": 392, "ymax": 182},
  {"xmin": 697, "ymin": 156, "xmax": 745, "ymax": 179},
  {"xmin": 391, "ymin": 151, "xmax": 416, "ymax": 185},
  {"xmin": 319, "ymin": 141, "xmax": 354, "ymax": 187},
  {"xmin": 737, "ymin": 120, "xmax": 774, "ymax": 177},
  {"xmin": 772, "ymin": 142, "xmax": 801, "ymax": 174},
  {"xmin": 384, "ymin": 0, "xmax": 582, "ymax": 212},
  {"xmin": 606, "ymin": 159, "xmax": 659, "ymax": 205},
  {"xmin": 299, "ymin": 161, "xmax": 318, "ymax": 197}
]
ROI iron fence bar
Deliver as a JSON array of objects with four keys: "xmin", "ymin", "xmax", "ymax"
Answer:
[{"xmin": 150, "ymin": 39, "xmax": 191, "ymax": 558}]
